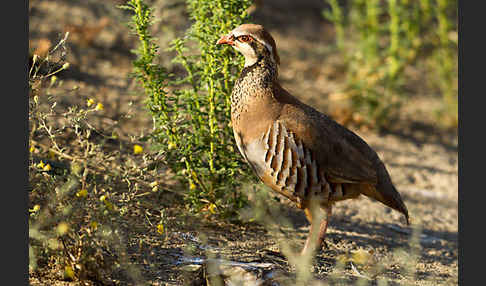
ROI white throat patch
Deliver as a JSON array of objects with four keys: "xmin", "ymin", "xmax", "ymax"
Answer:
[{"xmin": 232, "ymin": 31, "xmax": 275, "ymax": 66}]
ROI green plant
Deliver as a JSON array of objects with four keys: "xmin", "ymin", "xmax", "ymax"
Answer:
[
  {"xmin": 28, "ymin": 34, "xmax": 149, "ymax": 284},
  {"xmin": 324, "ymin": 0, "xmax": 458, "ymax": 128},
  {"xmin": 433, "ymin": 0, "xmax": 458, "ymax": 126},
  {"xmin": 122, "ymin": 0, "xmax": 255, "ymax": 216}
]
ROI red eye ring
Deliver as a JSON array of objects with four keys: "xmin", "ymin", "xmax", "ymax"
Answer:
[{"xmin": 237, "ymin": 35, "xmax": 251, "ymax": 42}]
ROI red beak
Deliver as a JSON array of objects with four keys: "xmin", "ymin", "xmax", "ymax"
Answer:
[{"xmin": 216, "ymin": 34, "xmax": 234, "ymax": 45}]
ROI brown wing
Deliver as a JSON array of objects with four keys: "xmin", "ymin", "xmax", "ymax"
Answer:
[
  {"xmin": 273, "ymin": 84, "xmax": 378, "ymax": 185},
  {"xmin": 273, "ymin": 84, "xmax": 409, "ymax": 222}
]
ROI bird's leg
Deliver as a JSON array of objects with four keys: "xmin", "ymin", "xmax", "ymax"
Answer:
[
  {"xmin": 316, "ymin": 204, "xmax": 332, "ymax": 248},
  {"xmin": 301, "ymin": 204, "xmax": 333, "ymax": 256}
]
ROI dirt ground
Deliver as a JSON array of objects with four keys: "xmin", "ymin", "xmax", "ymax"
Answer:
[{"xmin": 29, "ymin": 0, "xmax": 458, "ymax": 285}]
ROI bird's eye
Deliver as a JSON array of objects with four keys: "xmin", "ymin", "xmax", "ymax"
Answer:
[{"xmin": 237, "ymin": 35, "xmax": 251, "ymax": 42}]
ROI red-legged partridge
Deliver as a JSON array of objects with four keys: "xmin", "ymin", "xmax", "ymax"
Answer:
[{"xmin": 217, "ymin": 24, "xmax": 409, "ymax": 256}]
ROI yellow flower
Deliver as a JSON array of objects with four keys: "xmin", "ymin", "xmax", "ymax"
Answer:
[
  {"xmin": 29, "ymin": 145, "xmax": 35, "ymax": 153},
  {"xmin": 76, "ymin": 189, "xmax": 88, "ymax": 198},
  {"xmin": 150, "ymin": 181, "xmax": 159, "ymax": 192},
  {"xmin": 90, "ymin": 221, "xmax": 98, "ymax": 230},
  {"xmin": 168, "ymin": 142, "xmax": 176, "ymax": 150},
  {"xmin": 100, "ymin": 196, "xmax": 114, "ymax": 211},
  {"xmin": 208, "ymin": 203, "xmax": 217, "ymax": 214},
  {"xmin": 50, "ymin": 75, "xmax": 58, "ymax": 86},
  {"xmin": 95, "ymin": 103, "xmax": 104, "ymax": 111},
  {"xmin": 57, "ymin": 222, "xmax": 69, "ymax": 235},
  {"xmin": 157, "ymin": 223, "xmax": 164, "ymax": 235},
  {"xmin": 29, "ymin": 204, "xmax": 41, "ymax": 213},
  {"xmin": 189, "ymin": 182, "xmax": 196, "ymax": 190},
  {"xmin": 133, "ymin": 144, "xmax": 143, "ymax": 154},
  {"xmin": 36, "ymin": 161, "xmax": 45, "ymax": 169},
  {"xmin": 86, "ymin": 98, "xmax": 95, "ymax": 107},
  {"xmin": 43, "ymin": 164, "xmax": 52, "ymax": 171},
  {"xmin": 64, "ymin": 265, "xmax": 75, "ymax": 280},
  {"xmin": 351, "ymin": 248, "xmax": 371, "ymax": 265}
]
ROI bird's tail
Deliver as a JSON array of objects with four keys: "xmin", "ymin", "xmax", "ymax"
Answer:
[{"xmin": 361, "ymin": 162, "xmax": 410, "ymax": 225}]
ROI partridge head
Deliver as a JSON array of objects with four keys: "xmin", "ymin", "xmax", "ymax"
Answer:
[
  {"xmin": 217, "ymin": 24, "xmax": 409, "ymax": 257},
  {"xmin": 216, "ymin": 23, "xmax": 280, "ymax": 68}
]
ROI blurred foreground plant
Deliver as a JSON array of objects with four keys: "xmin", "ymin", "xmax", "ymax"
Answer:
[
  {"xmin": 29, "ymin": 34, "xmax": 147, "ymax": 283},
  {"xmin": 324, "ymin": 0, "xmax": 458, "ymax": 128},
  {"xmin": 122, "ymin": 0, "xmax": 255, "ymax": 216}
]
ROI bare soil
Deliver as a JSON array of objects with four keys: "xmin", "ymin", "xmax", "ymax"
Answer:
[{"xmin": 29, "ymin": 0, "xmax": 458, "ymax": 285}]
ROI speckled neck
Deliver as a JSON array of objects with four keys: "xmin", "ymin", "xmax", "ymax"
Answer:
[{"xmin": 231, "ymin": 56, "xmax": 278, "ymax": 122}]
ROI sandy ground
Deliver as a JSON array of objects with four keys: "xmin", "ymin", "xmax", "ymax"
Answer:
[{"xmin": 29, "ymin": 0, "xmax": 457, "ymax": 285}]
